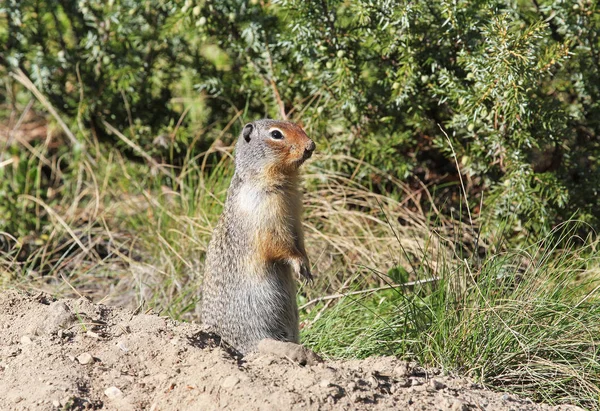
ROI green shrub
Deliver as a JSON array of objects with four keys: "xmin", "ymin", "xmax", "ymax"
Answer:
[
  {"xmin": 0, "ymin": 0, "xmax": 208, "ymax": 159},
  {"xmin": 1, "ymin": 0, "xmax": 599, "ymax": 236},
  {"xmin": 191, "ymin": 0, "xmax": 600, "ymax": 234}
]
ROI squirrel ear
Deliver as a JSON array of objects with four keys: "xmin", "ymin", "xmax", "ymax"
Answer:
[{"xmin": 242, "ymin": 123, "xmax": 254, "ymax": 143}]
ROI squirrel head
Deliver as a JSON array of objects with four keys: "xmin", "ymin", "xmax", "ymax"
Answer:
[{"xmin": 235, "ymin": 119, "xmax": 316, "ymax": 184}]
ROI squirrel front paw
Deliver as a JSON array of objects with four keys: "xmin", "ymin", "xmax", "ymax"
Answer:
[{"xmin": 289, "ymin": 256, "xmax": 313, "ymax": 283}]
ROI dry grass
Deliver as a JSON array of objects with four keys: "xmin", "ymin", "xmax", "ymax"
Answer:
[
  {"xmin": 2, "ymin": 113, "xmax": 466, "ymax": 320},
  {"xmin": 0, "ymin": 74, "xmax": 465, "ymax": 316}
]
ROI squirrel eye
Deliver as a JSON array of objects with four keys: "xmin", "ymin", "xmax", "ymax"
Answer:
[{"xmin": 270, "ymin": 130, "xmax": 284, "ymax": 140}]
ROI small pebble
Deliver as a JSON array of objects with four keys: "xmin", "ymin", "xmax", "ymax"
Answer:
[
  {"xmin": 52, "ymin": 399, "xmax": 60, "ymax": 407},
  {"xmin": 86, "ymin": 331, "xmax": 100, "ymax": 339},
  {"xmin": 77, "ymin": 353, "xmax": 94, "ymax": 365},
  {"xmin": 104, "ymin": 386, "xmax": 123, "ymax": 399},
  {"xmin": 221, "ymin": 375, "xmax": 240, "ymax": 389},
  {"xmin": 393, "ymin": 363, "xmax": 410, "ymax": 378},
  {"xmin": 410, "ymin": 378, "xmax": 422, "ymax": 387},
  {"xmin": 367, "ymin": 375, "xmax": 379, "ymax": 387},
  {"xmin": 20, "ymin": 335, "xmax": 33, "ymax": 345},
  {"xmin": 117, "ymin": 341, "xmax": 129, "ymax": 353},
  {"xmin": 351, "ymin": 392, "xmax": 370, "ymax": 403}
]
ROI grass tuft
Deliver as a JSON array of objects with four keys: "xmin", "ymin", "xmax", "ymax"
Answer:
[{"xmin": 302, "ymin": 223, "xmax": 600, "ymax": 408}]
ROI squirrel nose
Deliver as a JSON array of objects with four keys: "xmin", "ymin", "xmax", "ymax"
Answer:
[{"xmin": 303, "ymin": 140, "xmax": 316, "ymax": 160}]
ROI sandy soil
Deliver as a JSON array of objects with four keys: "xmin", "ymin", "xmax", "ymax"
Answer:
[{"xmin": 0, "ymin": 291, "xmax": 584, "ymax": 411}]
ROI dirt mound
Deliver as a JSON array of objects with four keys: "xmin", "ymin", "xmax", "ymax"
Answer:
[{"xmin": 0, "ymin": 291, "xmax": 582, "ymax": 410}]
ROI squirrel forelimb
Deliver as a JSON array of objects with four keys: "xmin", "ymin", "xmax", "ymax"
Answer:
[
  {"xmin": 256, "ymin": 227, "xmax": 313, "ymax": 282},
  {"xmin": 289, "ymin": 254, "xmax": 313, "ymax": 283}
]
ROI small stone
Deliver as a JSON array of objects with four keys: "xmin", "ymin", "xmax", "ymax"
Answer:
[
  {"xmin": 86, "ymin": 331, "xmax": 100, "ymax": 339},
  {"xmin": 367, "ymin": 375, "xmax": 379, "ymax": 388},
  {"xmin": 13, "ymin": 396, "xmax": 23, "ymax": 403},
  {"xmin": 451, "ymin": 399, "xmax": 469, "ymax": 411},
  {"xmin": 20, "ymin": 335, "xmax": 33, "ymax": 345},
  {"xmin": 257, "ymin": 339, "xmax": 322, "ymax": 366},
  {"xmin": 52, "ymin": 399, "xmax": 60, "ymax": 407},
  {"xmin": 43, "ymin": 302, "xmax": 75, "ymax": 335},
  {"xmin": 393, "ymin": 363, "xmax": 410, "ymax": 378},
  {"xmin": 319, "ymin": 379, "xmax": 331, "ymax": 388},
  {"xmin": 221, "ymin": 375, "xmax": 240, "ymax": 389},
  {"xmin": 410, "ymin": 378, "xmax": 422, "ymax": 386},
  {"xmin": 117, "ymin": 341, "xmax": 129, "ymax": 353},
  {"xmin": 412, "ymin": 384, "xmax": 428, "ymax": 392},
  {"xmin": 104, "ymin": 386, "xmax": 123, "ymax": 399},
  {"xmin": 57, "ymin": 330, "xmax": 64, "ymax": 338},
  {"xmin": 77, "ymin": 353, "xmax": 94, "ymax": 365}
]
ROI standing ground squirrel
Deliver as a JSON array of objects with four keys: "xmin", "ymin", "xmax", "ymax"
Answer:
[{"xmin": 201, "ymin": 119, "xmax": 315, "ymax": 354}]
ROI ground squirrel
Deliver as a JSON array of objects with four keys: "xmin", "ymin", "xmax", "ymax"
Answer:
[{"xmin": 201, "ymin": 119, "xmax": 316, "ymax": 354}]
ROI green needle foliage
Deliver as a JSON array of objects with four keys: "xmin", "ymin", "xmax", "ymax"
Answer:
[{"xmin": 1, "ymin": 0, "xmax": 599, "ymax": 238}]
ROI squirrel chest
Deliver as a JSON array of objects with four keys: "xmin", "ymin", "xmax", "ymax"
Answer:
[{"xmin": 235, "ymin": 182, "xmax": 302, "ymax": 267}]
